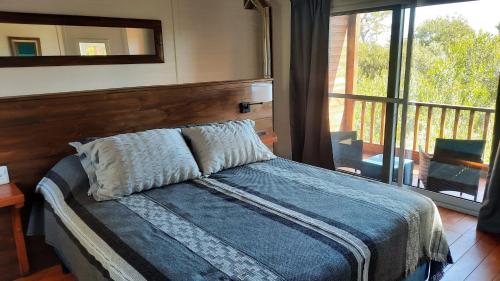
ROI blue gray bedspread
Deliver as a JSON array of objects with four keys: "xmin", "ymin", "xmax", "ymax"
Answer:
[{"xmin": 37, "ymin": 155, "xmax": 451, "ymax": 281}]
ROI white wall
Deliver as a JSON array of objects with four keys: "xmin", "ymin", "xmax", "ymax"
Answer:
[
  {"xmin": 0, "ymin": 0, "xmax": 263, "ymax": 97},
  {"xmin": 173, "ymin": 0, "xmax": 263, "ymax": 83},
  {"xmin": 270, "ymin": 0, "xmax": 292, "ymax": 158}
]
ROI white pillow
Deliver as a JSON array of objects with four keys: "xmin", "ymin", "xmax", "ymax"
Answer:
[
  {"xmin": 70, "ymin": 128, "xmax": 201, "ymax": 201},
  {"xmin": 182, "ymin": 120, "xmax": 275, "ymax": 175}
]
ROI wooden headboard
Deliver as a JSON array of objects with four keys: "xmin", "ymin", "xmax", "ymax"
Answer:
[{"xmin": 0, "ymin": 79, "xmax": 273, "ymax": 203}]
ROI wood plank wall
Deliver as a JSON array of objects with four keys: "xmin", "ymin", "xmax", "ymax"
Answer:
[{"xmin": 0, "ymin": 78, "xmax": 273, "ymax": 279}]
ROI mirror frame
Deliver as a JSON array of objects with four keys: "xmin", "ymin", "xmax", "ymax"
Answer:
[{"xmin": 0, "ymin": 11, "xmax": 164, "ymax": 67}]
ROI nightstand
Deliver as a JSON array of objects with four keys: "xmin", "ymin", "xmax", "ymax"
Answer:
[{"xmin": 0, "ymin": 183, "xmax": 29, "ymax": 276}]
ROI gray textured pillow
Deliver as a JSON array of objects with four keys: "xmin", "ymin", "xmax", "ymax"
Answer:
[
  {"xmin": 69, "ymin": 140, "xmax": 101, "ymax": 197},
  {"xmin": 70, "ymin": 128, "xmax": 201, "ymax": 201},
  {"xmin": 182, "ymin": 120, "xmax": 275, "ymax": 175}
]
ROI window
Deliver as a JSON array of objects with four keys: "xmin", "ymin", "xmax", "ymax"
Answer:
[
  {"xmin": 329, "ymin": 9, "xmax": 401, "ymax": 182},
  {"xmin": 400, "ymin": 0, "xmax": 499, "ymax": 203},
  {"xmin": 329, "ymin": 0, "xmax": 500, "ymax": 210},
  {"xmin": 79, "ymin": 42, "xmax": 108, "ymax": 56}
]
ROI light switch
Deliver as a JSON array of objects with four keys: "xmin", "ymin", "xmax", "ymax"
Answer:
[{"xmin": 0, "ymin": 166, "xmax": 10, "ymax": 185}]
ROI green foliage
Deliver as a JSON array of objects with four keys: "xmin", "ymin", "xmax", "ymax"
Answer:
[
  {"xmin": 414, "ymin": 17, "xmax": 474, "ymax": 47},
  {"xmin": 411, "ymin": 16, "xmax": 500, "ymax": 107},
  {"xmin": 360, "ymin": 11, "xmax": 391, "ymax": 43},
  {"xmin": 349, "ymin": 14, "xmax": 499, "ymax": 159},
  {"xmin": 356, "ymin": 42, "xmax": 389, "ymax": 97},
  {"xmin": 355, "ymin": 15, "xmax": 500, "ymax": 106}
]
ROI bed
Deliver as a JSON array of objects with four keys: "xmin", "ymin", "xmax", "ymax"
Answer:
[
  {"xmin": 0, "ymin": 79, "xmax": 450, "ymax": 280},
  {"xmin": 36, "ymin": 153, "xmax": 451, "ymax": 281}
]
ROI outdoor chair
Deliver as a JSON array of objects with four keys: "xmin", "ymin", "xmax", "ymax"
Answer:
[
  {"xmin": 425, "ymin": 138, "xmax": 486, "ymax": 201},
  {"xmin": 331, "ymin": 131, "xmax": 363, "ymax": 172},
  {"xmin": 417, "ymin": 146, "xmax": 432, "ymax": 188}
]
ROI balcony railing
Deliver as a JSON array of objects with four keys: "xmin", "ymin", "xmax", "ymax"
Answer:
[{"xmin": 329, "ymin": 93, "xmax": 495, "ymax": 162}]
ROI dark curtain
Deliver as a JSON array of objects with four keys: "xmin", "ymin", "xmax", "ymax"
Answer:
[
  {"xmin": 478, "ymin": 77, "xmax": 500, "ymax": 233},
  {"xmin": 289, "ymin": 0, "xmax": 334, "ymax": 169}
]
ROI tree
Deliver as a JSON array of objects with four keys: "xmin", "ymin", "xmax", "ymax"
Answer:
[
  {"xmin": 354, "ymin": 15, "xmax": 500, "ymax": 105},
  {"xmin": 412, "ymin": 17, "xmax": 500, "ymax": 107},
  {"xmin": 414, "ymin": 17, "xmax": 474, "ymax": 47},
  {"xmin": 359, "ymin": 11, "xmax": 391, "ymax": 43},
  {"xmin": 347, "ymin": 14, "xmax": 499, "ymax": 153}
]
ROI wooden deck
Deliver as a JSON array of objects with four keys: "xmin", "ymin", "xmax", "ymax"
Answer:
[{"xmin": 14, "ymin": 208, "xmax": 500, "ymax": 281}]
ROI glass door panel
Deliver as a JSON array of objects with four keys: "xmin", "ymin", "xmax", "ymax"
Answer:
[
  {"xmin": 396, "ymin": 0, "xmax": 499, "ymax": 204},
  {"xmin": 330, "ymin": 0, "xmax": 499, "ymax": 211},
  {"xmin": 329, "ymin": 97, "xmax": 388, "ymax": 179},
  {"xmin": 329, "ymin": 11, "xmax": 392, "ymax": 97},
  {"xmin": 329, "ymin": 9, "xmax": 401, "ymax": 182}
]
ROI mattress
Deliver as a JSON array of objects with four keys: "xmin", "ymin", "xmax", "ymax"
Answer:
[{"xmin": 36, "ymin": 155, "xmax": 452, "ymax": 281}]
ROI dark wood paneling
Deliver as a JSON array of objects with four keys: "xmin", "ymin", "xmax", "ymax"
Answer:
[
  {"xmin": 0, "ymin": 78, "xmax": 273, "ymax": 196},
  {"xmin": 0, "ymin": 78, "xmax": 273, "ymax": 279}
]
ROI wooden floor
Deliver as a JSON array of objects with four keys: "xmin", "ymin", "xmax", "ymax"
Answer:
[
  {"xmin": 14, "ymin": 266, "xmax": 75, "ymax": 281},
  {"xmin": 14, "ymin": 208, "xmax": 500, "ymax": 281},
  {"xmin": 439, "ymin": 207, "xmax": 500, "ymax": 281}
]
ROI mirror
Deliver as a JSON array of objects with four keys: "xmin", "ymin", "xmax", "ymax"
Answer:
[
  {"xmin": 3, "ymin": 24, "xmax": 155, "ymax": 57},
  {"xmin": 0, "ymin": 12, "xmax": 163, "ymax": 67}
]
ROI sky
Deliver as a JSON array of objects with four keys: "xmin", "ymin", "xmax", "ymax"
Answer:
[
  {"xmin": 372, "ymin": 0, "xmax": 500, "ymax": 43},
  {"xmin": 415, "ymin": 0, "xmax": 500, "ymax": 34}
]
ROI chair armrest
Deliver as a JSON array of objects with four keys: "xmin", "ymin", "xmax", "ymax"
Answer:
[{"xmin": 431, "ymin": 156, "xmax": 484, "ymax": 170}]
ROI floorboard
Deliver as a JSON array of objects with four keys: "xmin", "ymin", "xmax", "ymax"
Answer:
[
  {"xmin": 15, "ymin": 207, "xmax": 500, "ymax": 281},
  {"xmin": 15, "ymin": 266, "xmax": 75, "ymax": 281}
]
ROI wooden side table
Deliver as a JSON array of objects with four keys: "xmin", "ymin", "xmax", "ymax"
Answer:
[{"xmin": 0, "ymin": 183, "xmax": 29, "ymax": 276}]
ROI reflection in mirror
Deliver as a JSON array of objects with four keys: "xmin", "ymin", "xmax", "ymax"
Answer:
[{"xmin": 0, "ymin": 23, "xmax": 155, "ymax": 57}]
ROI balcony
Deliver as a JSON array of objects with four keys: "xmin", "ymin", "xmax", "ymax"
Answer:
[
  {"xmin": 329, "ymin": 95, "xmax": 494, "ymax": 203},
  {"xmin": 327, "ymin": 10, "xmax": 498, "ymax": 203}
]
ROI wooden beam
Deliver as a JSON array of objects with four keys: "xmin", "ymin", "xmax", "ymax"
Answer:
[
  {"xmin": 370, "ymin": 102, "xmax": 375, "ymax": 143},
  {"xmin": 380, "ymin": 103, "xmax": 386, "ymax": 144},
  {"xmin": 425, "ymin": 106, "xmax": 433, "ymax": 152},
  {"xmin": 468, "ymin": 110, "xmax": 475, "ymax": 140},
  {"xmin": 328, "ymin": 16, "xmax": 349, "ymax": 92},
  {"xmin": 483, "ymin": 112, "xmax": 491, "ymax": 140},
  {"xmin": 453, "ymin": 109, "xmax": 461, "ymax": 139},
  {"xmin": 360, "ymin": 101, "xmax": 366, "ymax": 140},
  {"xmin": 439, "ymin": 108, "xmax": 447, "ymax": 138},
  {"xmin": 341, "ymin": 14, "xmax": 359, "ymax": 131},
  {"xmin": 413, "ymin": 105, "xmax": 420, "ymax": 152}
]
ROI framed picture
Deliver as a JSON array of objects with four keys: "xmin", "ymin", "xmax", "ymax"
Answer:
[{"xmin": 9, "ymin": 37, "xmax": 42, "ymax": 57}]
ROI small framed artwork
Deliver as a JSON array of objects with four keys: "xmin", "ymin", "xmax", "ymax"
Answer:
[{"xmin": 9, "ymin": 37, "xmax": 42, "ymax": 57}]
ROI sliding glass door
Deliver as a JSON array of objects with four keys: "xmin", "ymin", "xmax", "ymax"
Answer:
[
  {"xmin": 329, "ymin": 0, "xmax": 500, "ymax": 212},
  {"xmin": 329, "ymin": 7, "xmax": 405, "ymax": 183},
  {"xmin": 396, "ymin": 0, "xmax": 499, "ymax": 210}
]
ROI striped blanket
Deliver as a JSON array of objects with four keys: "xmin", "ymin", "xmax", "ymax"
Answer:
[{"xmin": 37, "ymin": 155, "xmax": 451, "ymax": 281}]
